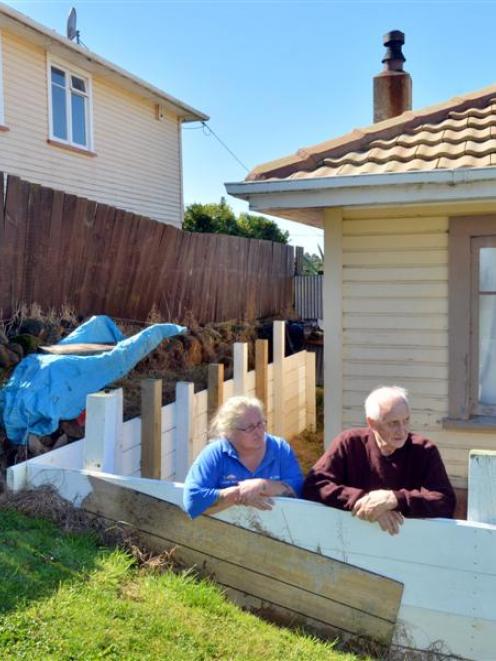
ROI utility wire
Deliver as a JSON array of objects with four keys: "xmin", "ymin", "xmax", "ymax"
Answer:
[{"xmin": 184, "ymin": 121, "xmax": 249, "ymax": 173}]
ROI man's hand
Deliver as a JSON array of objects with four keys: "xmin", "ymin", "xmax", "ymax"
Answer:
[
  {"xmin": 352, "ymin": 489, "xmax": 398, "ymax": 522},
  {"xmin": 376, "ymin": 511, "xmax": 404, "ymax": 535}
]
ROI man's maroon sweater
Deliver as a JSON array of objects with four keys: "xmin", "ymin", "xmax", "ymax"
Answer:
[{"xmin": 302, "ymin": 428, "xmax": 456, "ymax": 518}]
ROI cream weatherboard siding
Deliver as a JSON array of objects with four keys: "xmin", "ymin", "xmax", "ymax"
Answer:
[
  {"xmin": 0, "ymin": 31, "xmax": 183, "ymax": 227},
  {"xmin": 324, "ymin": 204, "xmax": 496, "ymax": 488}
]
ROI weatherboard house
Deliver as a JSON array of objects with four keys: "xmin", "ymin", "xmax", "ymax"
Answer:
[
  {"xmin": 227, "ymin": 31, "xmax": 496, "ymax": 508},
  {"xmin": 0, "ymin": 3, "xmax": 207, "ymax": 228}
]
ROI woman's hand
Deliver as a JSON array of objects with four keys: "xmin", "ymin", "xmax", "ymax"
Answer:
[{"xmin": 237, "ymin": 478, "xmax": 274, "ymax": 510}]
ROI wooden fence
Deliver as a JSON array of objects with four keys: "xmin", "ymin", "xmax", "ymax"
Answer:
[{"xmin": 0, "ymin": 173, "xmax": 294, "ymax": 323}]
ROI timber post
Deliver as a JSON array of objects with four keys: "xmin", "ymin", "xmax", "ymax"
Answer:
[
  {"xmin": 208, "ymin": 363, "xmax": 224, "ymax": 424},
  {"xmin": 140, "ymin": 378, "xmax": 162, "ymax": 479},
  {"xmin": 83, "ymin": 388, "xmax": 123, "ymax": 473}
]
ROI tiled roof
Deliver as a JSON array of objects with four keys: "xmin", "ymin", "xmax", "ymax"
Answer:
[{"xmin": 247, "ymin": 84, "xmax": 496, "ymax": 182}]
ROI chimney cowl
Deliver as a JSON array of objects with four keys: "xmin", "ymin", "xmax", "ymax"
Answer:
[
  {"xmin": 382, "ymin": 30, "xmax": 407, "ymax": 72},
  {"xmin": 373, "ymin": 29, "xmax": 412, "ymax": 123}
]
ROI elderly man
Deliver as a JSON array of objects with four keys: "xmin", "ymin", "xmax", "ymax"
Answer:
[{"xmin": 302, "ymin": 386, "xmax": 456, "ymax": 535}]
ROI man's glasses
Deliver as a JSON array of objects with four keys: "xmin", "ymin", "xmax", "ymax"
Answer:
[{"xmin": 235, "ymin": 419, "xmax": 267, "ymax": 434}]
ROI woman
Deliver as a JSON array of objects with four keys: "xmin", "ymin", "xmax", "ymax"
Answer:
[{"xmin": 183, "ymin": 396, "xmax": 303, "ymax": 518}]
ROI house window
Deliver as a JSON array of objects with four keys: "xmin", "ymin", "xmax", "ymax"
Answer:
[
  {"xmin": 48, "ymin": 62, "xmax": 92, "ymax": 149},
  {"xmin": 448, "ymin": 216, "xmax": 496, "ymax": 423}
]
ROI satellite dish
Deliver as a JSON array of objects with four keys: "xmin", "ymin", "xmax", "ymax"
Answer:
[{"xmin": 66, "ymin": 8, "xmax": 79, "ymax": 44}]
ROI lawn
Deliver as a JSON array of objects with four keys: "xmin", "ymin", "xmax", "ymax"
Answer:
[{"xmin": 0, "ymin": 508, "xmax": 364, "ymax": 660}]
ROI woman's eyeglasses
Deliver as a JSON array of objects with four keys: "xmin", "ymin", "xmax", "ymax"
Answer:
[{"xmin": 235, "ymin": 419, "xmax": 267, "ymax": 434}]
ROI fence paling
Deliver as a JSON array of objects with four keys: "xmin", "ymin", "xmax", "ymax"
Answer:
[{"xmin": 0, "ymin": 172, "xmax": 294, "ymax": 323}]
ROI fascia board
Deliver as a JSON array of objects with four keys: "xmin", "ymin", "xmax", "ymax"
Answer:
[{"xmin": 225, "ymin": 167, "xmax": 496, "ymax": 210}]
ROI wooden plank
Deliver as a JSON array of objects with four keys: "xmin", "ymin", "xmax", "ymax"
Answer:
[
  {"xmin": 343, "ymin": 234, "xmax": 448, "ymax": 252},
  {"xmin": 468, "ymin": 450, "xmax": 496, "ymax": 525},
  {"xmin": 272, "ymin": 321, "xmax": 285, "ymax": 437},
  {"xmin": 141, "ymin": 379, "xmax": 162, "ymax": 480},
  {"xmin": 233, "ymin": 342, "xmax": 248, "ymax": 396},
  {"xmin": 344, "ymin": 250, "xmax": 447, "ymax": 267},
  {"xmin": 83, "ymin": 390, "xmax": 123, "ymax": 473},
  {"xmin": 207, "ymin": 363, "xmax": 224, "ymax": 424},
  {"xmin": 174, "ymin": 381, "xmax": 194, "ymax": 480},
  {"xmin": 342, "ymin": 217, "xmax": 448, "ymax": 235},
  {"xmin": 82, "ymin": 477, "xmax": 403, "ymax": 645},
  {"xmin": 255, "ymin": 339, "xmax": 269, "ymax": 411},
  {"xmin": 343, "ymin": 265, "xmax": 447, "ymax": 283},
  {"xmin": 305, "ymin": 351, "xmax": 316, "ymax": 431},
  {"xmin": 343, "ymin": 297, "xmax": 448, "ymax": 315},
  {"xmin": 344, "ymin": 282, "xmax": 447, "ymax": 299},
  {"xmin": 343, "ymin": 313, "xmax": 448, "ymax": 331}
]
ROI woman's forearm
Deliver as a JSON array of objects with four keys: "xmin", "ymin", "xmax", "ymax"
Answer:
[{"xmin": 204, "ymin": 485, "xmax": 241, "ymax": 515}]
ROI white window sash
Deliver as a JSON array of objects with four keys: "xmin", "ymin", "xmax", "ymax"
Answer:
[{"xmin": 47, "ymin": 57, "xmax": 93, "ymax": 150}]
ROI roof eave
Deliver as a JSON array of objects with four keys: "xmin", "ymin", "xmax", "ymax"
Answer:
[
  {"xmin": 226, "ymin": 167, "xmax": 496, "ymax": 224},
  {"xmin": 0, "ymin": 2, "xmax": 208, "ymax": 123}
]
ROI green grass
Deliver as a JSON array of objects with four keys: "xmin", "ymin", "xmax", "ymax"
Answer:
[{"xmin": 0, "ymin": 509, "xmax": 363, "ymax": 660}]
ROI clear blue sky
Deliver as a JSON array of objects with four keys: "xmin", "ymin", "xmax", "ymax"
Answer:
[{"xmin": 5, "ymin": 0, "xmax": 496, "ymax": 253}]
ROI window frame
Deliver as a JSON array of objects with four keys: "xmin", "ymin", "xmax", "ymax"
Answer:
[
  {"xmin": 47, "ymin": 57, "xmax": 94, "ymax": 151},
  {"xmin": 0, "ymin": 31, "xmax": 5, "ymax": 126},
  {"xmin": 448, "ymin": 215, "xmax": 496, "ymax": 424}
]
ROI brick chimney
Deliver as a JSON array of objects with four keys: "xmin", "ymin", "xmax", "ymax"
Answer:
[{"xmin": 373, "ymin": 30, "xmax": 412, "ymax": 123}]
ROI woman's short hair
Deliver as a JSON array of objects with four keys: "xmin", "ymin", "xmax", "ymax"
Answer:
[
  {"xmin": 364, "ymin": 385, "xmax": 409, "ymax": 421},
  {"xmin": 209, "ymin": 396, "xmax": 264, "ymax": 439}
]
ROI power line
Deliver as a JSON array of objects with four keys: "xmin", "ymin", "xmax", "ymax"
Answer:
[{"xmin": 184, "ymin": 121, "xmax": 250, "ymax": 172}]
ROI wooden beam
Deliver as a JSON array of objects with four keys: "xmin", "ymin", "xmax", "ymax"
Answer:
[
  {"xmin": 323, "ymin": 207, "xmax": 343, "ymax": 446},
  {"xmin": 273, "ymin": 320, "xmax": 285, "ymax": 437},
  {"xmin": 140, "ymin": 379, "xmax": 162, "ymax": 479},
  {"xmin": 255, "ymin": 339, "xmax": 268, "ymax": 412},
  {"xmin": 207, "ymin": 363, "xmax": 224, "ymax": 424},
  {"xmin": 468, "ymin": 450, "xmax": 496, "ymax": 524},
  {"xmin": 174, "ymin": 381, "xmax": 195, "ymax": 480},
  {"xmin": 305, "ymin": 350, "xmax": 317, "ymax": 432},
  {"xmin": 84, "ymin": 389, "xmax": 123, "ymax": 473},
  {"xmin": 233, "ymin": 342, "xmax": 248, "ymax": 396}
]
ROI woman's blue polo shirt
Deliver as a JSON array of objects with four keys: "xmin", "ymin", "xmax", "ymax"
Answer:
[{"xmin": 183, "ymin": 434, "xmax": 303, "ymax": 518}]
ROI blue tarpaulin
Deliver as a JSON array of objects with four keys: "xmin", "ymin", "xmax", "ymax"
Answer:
[{"xmin": 0, "ymin": 315, "xmax": 186, "ymax": 444}]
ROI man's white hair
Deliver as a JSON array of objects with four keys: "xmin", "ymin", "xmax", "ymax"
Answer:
[{"xmin": 365, "ymin": 385, "xmax": 409, "ymax": 421}]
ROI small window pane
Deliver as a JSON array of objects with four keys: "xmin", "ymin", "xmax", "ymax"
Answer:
[
  {"xmin": 71, "ymin": 92, "xmax": 86, "ymax": 146},
  {"xmin": 51, "ymin": 84, "xmax": 67, "ymax": 140},
  {"xmin": 71, "ymin": 76, "xmax": 86, "ymax": 93},
  {"xmin": 479, "ymin": 294, "xmax": 496, "ymax": 406},
  {"xmin": 51, "ymin": 67, "xmax": 66, "ymax": 87},
  {"xmin": 480, "ymin": 247, "xmax": 496, "ymax": 292}
]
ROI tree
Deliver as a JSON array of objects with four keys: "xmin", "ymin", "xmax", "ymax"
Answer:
[
  {"xmin": 184, "ymin": 198, "xmax": 289, "ymax": 244},
  {"xmin": 303, "ymin": 246, "xmax": 324, "ymax": 274}
]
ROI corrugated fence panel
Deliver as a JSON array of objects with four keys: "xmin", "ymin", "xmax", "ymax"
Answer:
[
  {"xmin": 294, "ymin": 275, "xmax": 323, "ymax": 319},
  {"xmin": 0, "ymin": 173, "xmax": 294, "ymax": 323}
]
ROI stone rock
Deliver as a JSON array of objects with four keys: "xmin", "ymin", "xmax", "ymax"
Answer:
[
  {"xmin": 28, "ymin": 434, "xmax": 48, "ymax": 456},
  {"xmin": 0, "ymin": 329, "xmax": 8, "ymax": 345}
]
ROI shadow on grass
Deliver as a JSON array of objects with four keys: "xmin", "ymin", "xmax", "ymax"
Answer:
[{"xmin": 0, "ymin": 509, "xmax": 104, "ymax": 615}]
